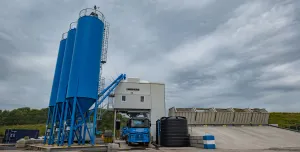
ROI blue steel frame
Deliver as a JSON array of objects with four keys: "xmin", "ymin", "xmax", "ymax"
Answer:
[
  {"xmin": 66, "ymin": 74, "xmax": 126, "ymax": 146},
  {"xmin": 43, "ymin": 106, "xmax": 54, "ymax": 144},
  {"xmin": 45, "ymin": 71, "xmax": 126, "ymax": 146}
]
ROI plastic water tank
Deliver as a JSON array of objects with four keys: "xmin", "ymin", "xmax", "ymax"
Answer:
[{"xmin": 160, "ymin": 116, "xmax": 189, "ymax": 147}]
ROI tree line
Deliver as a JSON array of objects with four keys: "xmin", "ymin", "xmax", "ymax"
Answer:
[
  {"xmin": 0, "ymin": 107, "xmax": 48, "ymax": 126},
  {"xmin": 0, "ymin": 107, "xmax": 127, "ymax": 131}
]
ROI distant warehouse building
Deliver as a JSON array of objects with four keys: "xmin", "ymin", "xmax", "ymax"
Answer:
[{"xmin": 168, "ymin": 107, "xmax": 269, "ymax": 125}]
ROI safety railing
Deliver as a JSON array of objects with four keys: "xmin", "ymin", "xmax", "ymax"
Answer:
[
  {"xmin": 69, "ymin": 22, "xmax": 77, "ymax": 30},
  {"xmin": 79, "ymin": 8, "xmax": 105, "ymax": 22},
  {"xmin": 61, "ymin": 32, "xmax": 68, "ymax": 39}
]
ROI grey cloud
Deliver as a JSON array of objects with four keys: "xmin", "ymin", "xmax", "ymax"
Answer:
[
  {"xmin": 0, "ymin": 0, "xmax": 300, "ymax": 112},
  {"xmin": 164, "ymin": 0, "xmax": 300, "ymax": 111}
]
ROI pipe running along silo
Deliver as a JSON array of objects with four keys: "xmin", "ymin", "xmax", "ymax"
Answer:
[
  {"xmin": 50, "ymin": 23, "xmax": 77, "ymax": 145},
  {"xmin": 66, "ymin": 8, "xmax": 105, "ymax": 146},
  {"xmin": 44, "ymin": 33, "xmax": 67, "ymax": 145}
]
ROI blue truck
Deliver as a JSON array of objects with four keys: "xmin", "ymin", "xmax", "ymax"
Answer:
[
  {"xmin": 125, "ymin": 117, "xmax": 151, "ymax": 146},
  {"xmin": 120, "ymin": 126, "xmax": 128, "ymax": 140}
]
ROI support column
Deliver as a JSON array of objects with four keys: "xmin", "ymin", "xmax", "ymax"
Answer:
[{"xmin": 113, "ymin": 109, "xmax": 116, "ymax": 141}]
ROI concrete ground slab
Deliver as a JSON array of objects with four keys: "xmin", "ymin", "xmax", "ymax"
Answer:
[
  {"xmin": 188, "ymin": 126, "xmax": 300, "ymax": 150},
  {"xmin": 116, "ymin": 139, "xmax": 155, "ymax": 150},
  {"xmin": 28, "ymin": 144, "xmax": 107, "ymax": 152}
]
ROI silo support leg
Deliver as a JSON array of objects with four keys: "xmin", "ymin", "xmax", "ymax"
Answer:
[
  {"xmin": 60, "ymin": 101, "xmax": 69, "ymax": 146},
  {"xmin": 57, "ymin": 103, "xmax": 65, "ymax": 145},
  {"xmin": 76, "ymin": 102, "xmax": 90, "ymax": 145},
  {"xmin": 49, "ymin": 105, "xmax": 58, "ymax": 145},
  {"xmin": 82, "ymin": 122, "xmax": 87, "ymax": 144},
  {"xmin": 92, "ymin": 102, "xmax": 98, "ymax": 146},
  {"xmin": 43, "ymin": 108, "xmax": 51, "ymax": 144},
  {"xmin": 68, "ymin": 97, "xmax": 78, "ymax": 147}
]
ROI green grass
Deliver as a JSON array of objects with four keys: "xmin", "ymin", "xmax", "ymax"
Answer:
[
  {"xmin": 0, "ymin": 112, "xmax": 299, "ymax": 137},
  {"xmin": 0, "ymin": 124, "xmax": 45, "ymax": 136},
  {"xmin": 269, "ymin": 112, "xmax": 300, "ymax": 128}
]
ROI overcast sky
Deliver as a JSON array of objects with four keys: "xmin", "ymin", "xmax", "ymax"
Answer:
[{"xmin": 0, "ymin": 0, "xmax": 299, "ymax": 112}]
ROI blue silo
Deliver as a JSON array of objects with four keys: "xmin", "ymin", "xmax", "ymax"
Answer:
[
  {"xmin": 57, "ymin": 27, "xmax": 77, "ymax": 104},
  {"xmin": 48, "ymin": 24, "xmax": 77, "ymax": 145},
  {"xmin": 44, "ymin": 33, "xmax": 67, "ymax": 145},
  {"xmin": 48, "ymin": 35, "xmax": 67, "ymax": 107},
  {"xmin": 66, "ymin": 8, "xmax": 105, "ymax": 146}
]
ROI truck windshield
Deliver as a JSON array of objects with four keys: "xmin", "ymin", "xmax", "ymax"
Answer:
[{"xmin": 130, "ymin": 119, "xmax": 150, "ymax": 128}]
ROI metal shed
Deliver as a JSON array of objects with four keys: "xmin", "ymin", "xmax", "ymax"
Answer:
[
  {"xmin": 250, "ymin": 108, "xmax": 269, "ymax": 125},
  {"xmin": 233, "ymin": 108, "xmax": 252, "ymax": 125},
  {"xmin": 214, "ymin": 108, "xmax": 235, "ymax": 125},
  {"xmin": 194, "ymin": 108, "xmax": 216, "ymax": 125}
]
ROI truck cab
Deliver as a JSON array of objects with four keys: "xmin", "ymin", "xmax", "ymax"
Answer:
[{"xmin": 126, "ymin": 117, "xmax": 150, "ymax": 146}]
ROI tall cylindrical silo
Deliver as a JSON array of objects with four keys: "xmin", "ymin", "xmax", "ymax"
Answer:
[
  {"xmin": 49, "ymin": 24, "xmax": 77, "ymax": 145},
  {"xmin": 67, "ymin": 14, "xmax": 104, "ymax": 110},
  {"xmin": 57, "ymin": 27, "xmax": 77, "ymax": 104},
  {"xmin": 44, "ymin": 33, "xmax": 67, "ymax": 145},
  {"xmin": 48, "ymin": 34, "xmax": 67, "ymax": 107},
  {"xmin": 66, "ymin": 8, "xmax": 105, "ymax": 146}
]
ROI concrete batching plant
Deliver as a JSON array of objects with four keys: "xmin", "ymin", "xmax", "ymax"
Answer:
[
  {"xmin": 44, "ymin": 7, "xmax": 127, "ymax": 147},
  {"xmin": 44, "ymin": 6, "xmax": 166, "ymax": 148}
]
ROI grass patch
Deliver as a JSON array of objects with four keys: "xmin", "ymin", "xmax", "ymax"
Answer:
[
  {"xmin": 269, "ymin": 112, "xmax": 300, "ymax": 128},
  {"xmin": 0, "ymin": 112, "xmax": 299, "ymax": 137}
]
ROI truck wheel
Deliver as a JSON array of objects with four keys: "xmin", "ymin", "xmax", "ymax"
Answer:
[{"xmin": 144, "ymin": 142, "xmax": 149, "ymax": 146}]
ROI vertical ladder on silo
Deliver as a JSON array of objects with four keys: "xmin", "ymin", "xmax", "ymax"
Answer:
[
  {"xmin": 98, "ymin": 76, "xmax": 105, "ymax": 95},
  {"xmin": 96, "ymin": 20, "xmax": 110, "ymax": 123},
  {"xmin": 101, "ymin": 21, "xmax": 109, "ymax": 64},
  {"xmin": 97, "ymin": 67, "xmax": 105, "ymax": 121}
]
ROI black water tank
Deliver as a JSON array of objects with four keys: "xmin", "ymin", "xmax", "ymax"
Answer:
[{"xmin": 160, "ymin": 116, "xmax": 189, "ymax": 147}]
